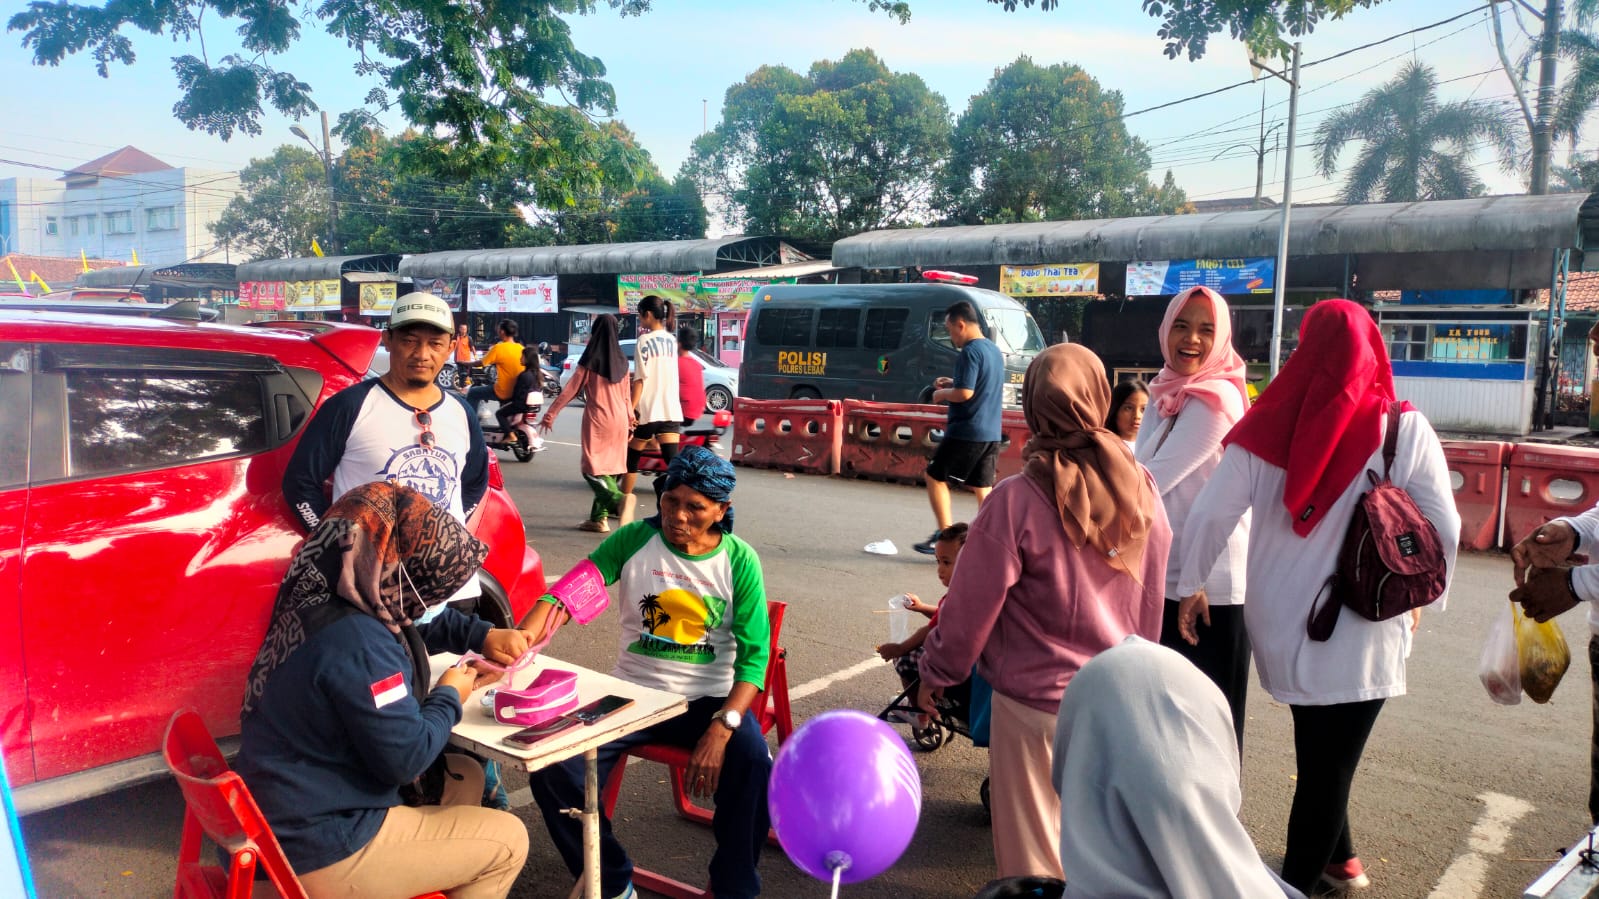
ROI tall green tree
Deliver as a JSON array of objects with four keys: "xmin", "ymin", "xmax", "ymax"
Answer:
[
  {"xmin": 688, "ymin": 49, "xmax": 951, "ymax": 244},
  {"xmin": 938, "ymin": 57, "xmax": 1186, "ymax": 224},
  {"xmin": 988, "ymin": 0, "xmax": 1385, "ymax": 60},
  {"xmin": 211, "ymin": 146, "xmax": 329, "ymax": 260},
  {"xmin": 1313, "ymin": 61, "xmax": 1521, "ymax": 203}
]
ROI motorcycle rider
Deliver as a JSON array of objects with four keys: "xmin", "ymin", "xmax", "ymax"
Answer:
[{"xmin": 494, "ymin": 346, "xmax": 546, "ymax": 454}]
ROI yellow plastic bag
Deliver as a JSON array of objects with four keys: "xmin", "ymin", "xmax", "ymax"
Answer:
[{"xmin": 1513, "ymin": 603, "xmax": 1571, "ymax": 704}]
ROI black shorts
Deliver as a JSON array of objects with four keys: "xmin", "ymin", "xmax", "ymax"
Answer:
[
  {"xmin": 926, "ymin": 437, "xmax": 1000, "ymax": 488},
  {"xmin": 633, "ymin": 420, "xmax": 683, "ymax": 441}
]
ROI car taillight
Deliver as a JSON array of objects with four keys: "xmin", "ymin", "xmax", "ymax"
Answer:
[{"xmin": 487, "ymin": 452, "xmax": 505, "ymax": 489}]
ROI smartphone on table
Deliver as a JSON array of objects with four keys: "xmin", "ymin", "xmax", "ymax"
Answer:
[
  {"xmin": 568, "ymin": 694, "xmax": 633, "ymax": 725},
  {"xmin": 502, "ymin": 717, "xmax": 578, "ymax": 747}
]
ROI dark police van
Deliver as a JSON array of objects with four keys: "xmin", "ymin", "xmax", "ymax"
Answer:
[{"xmin": 740, "ymin": 283, "xmax": 1045, "ymax": 406}]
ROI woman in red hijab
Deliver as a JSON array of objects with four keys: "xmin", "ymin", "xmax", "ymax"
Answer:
[
  {"xmin": 1135, "ymin": 286, "xmax": 1254, "ymax": 751},
  {"xmin": 1173, "ymin": 299, "xmax": 1459, "ymax": 895}
]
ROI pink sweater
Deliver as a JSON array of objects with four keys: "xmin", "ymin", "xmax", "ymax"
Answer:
[{"xmin": 919, "ymin": 473, "xmax": 1171, "ymax": 713}]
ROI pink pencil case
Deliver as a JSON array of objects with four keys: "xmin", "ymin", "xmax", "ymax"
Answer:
[
  {"xmin": 550, "ymin": 559, "xmax": 609, "ymax": 625},
  {"xmin": 492, "ymin": 668, "xmax": 579, "ymax": 727}
]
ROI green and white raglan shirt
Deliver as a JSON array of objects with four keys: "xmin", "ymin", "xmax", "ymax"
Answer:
[{"xmin": 580, "ymin": 522, "xmax": 769, "ymax": 700}]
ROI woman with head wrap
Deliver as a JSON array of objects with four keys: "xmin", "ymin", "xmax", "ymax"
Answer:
[
  {"xmin": 541, "ymin": 313, "xmax": 633, "ymax": 532},
  {"xmin": 524, "ymin": 446, "xmax": 772, "ymax": 899},
  {"xmin": 1175, "ymin": 300, "xmax": 1459, "ymax": 894},
  {"xmin": 1135, "ymin": 286, "xmax": 1255, "ymax": 750},
  {"xmin": 234, "ymin": 482, "xmax": 531, "ymax": 898},
  {"xmin": 1053, "ymin": 638, "xmax": 1306, "ymax": 899},
  {"xmin": 916, "ymin": 343, "xmax": 1171, "ymax": 881}
]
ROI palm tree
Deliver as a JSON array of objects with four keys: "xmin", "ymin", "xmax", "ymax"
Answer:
[{"xmin": 1314, "ymin": 61, "xmax": 1521, "ymax": 203}]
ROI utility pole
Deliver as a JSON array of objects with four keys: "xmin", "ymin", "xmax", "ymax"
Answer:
[
  {"xmin": 290, "ymin": 110, "xmax": 338, "ymax": 254},
  {"xmin": 1531, "ymin": 0, "xmax": 1563, "ymax": 195}
]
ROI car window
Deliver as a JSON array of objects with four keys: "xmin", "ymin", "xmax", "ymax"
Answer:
[
  {"xmin": 0, "ymin": 345, "xmax": 27, "ymax": 489},
  {"xmin": 755, "ymin": 309, "xmax": 813, "ymax": 348},
  {"xmin": 985, "ymin": 307, "xmax": 1046, "ymax": 354},
  {"xmin": 928, "ymin": 311, "xmax": 952, "ymax": 349},
  {"xmin": 62, "ymin": 368, "xmax": 269, "ymax": 478},
  {"xmin": 691, "ymin": 348, "xmax": 730, "ymax": 368},
  {"xmin": 864, "ymin": 308, "xmax": 909, "ymax": 350},
  {"xmin": 816, "ymin": 308, "xmax": 860, "ymax": 348}
]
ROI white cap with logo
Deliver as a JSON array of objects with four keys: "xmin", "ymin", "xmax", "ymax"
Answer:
[{"xmin": 388, "ymin": 292, "xmax": 454, "ymax": 333}]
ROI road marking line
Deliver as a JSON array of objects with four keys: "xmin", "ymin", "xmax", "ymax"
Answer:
[
  {"xmin": 790, "ymin": 657, "xmax": 886, "ymax": 701},
  {"xmin": 1426, "ymin": 791, "xmax": 1535, "ymax": 899}
]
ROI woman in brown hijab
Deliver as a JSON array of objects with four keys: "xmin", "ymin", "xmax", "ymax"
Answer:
[{"xmin": 918, "ymin": 343, "xmax": 1171, "ymax": 880}]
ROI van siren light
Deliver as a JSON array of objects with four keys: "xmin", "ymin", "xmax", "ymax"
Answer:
[{"xmin": 921, "ymin": 270, "xmax": 979, "ymax": 285}]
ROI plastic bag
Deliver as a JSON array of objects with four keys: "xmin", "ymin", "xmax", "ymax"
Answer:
[
  {"xmin": 1514, "ymin": 603, "xmax": 1571, "ymax": 704},
  {"xmin": 1478, "ymin": 603, "xmax": 1521, "ymax": 705}
]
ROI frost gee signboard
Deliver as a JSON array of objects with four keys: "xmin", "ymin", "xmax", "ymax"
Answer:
[
  {"xmin": 468, "ymin": 277, "xmax": 559, "ymax": 313},
  {"xmin": 1125, "ymin": 258, "xmax": 1276, "ymax": 296}
]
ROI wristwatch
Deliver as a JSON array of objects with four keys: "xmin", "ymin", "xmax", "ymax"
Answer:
[{"xmin": 711, "ymin": 709, "xmax": 742, "ymax": 732}]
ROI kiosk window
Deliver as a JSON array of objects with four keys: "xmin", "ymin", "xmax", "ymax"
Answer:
[{"xmin": 864, "ymin": 308, "xmax": 909, "ymax": 350}]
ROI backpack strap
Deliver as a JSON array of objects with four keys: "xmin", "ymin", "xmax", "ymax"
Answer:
[{"xmin": 1382, "ymin": 400, "xmax": 1403, "ymax": 479}]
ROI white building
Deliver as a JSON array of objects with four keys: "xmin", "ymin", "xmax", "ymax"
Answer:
[{"xmin": 0, "ymin": 146, "xmax": 239, "ymax": 267}]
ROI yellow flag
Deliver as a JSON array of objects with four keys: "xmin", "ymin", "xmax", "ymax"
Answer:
[
  {"xmin": 80, "ymin": 248, "xmax": 90, "ymax": 273},
  {"xmin": 311, "ymin": 237, "xmax": 325, "ymax": 258},
  {"xmin": 131, "ymin": 248, "xmax": 141, "ymax": 265},
  {"xmin": 5, "ymin": 257, "xmax": 25, "ymax": 292},
  {"xmin": 30, "ymin": 273, "xmax": 51, "ymax": 293}
]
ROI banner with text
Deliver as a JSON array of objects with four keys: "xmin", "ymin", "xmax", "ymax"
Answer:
[
  {"xmin": 999, "ymin": 263, "xmax": 1100, "ymax": 297},
  {"xmin": 359, "ymin": 282, "xmax": 399, "ymax": 316},
  {"xmin": 239, "ymin": 281, "xmax": 288, "ymax": 311},
  {"xmin": 1125, "ymin": 258, "xmax": 1276, "ymax": 296},
  {"xmin": 695, "ymin": 277, "xmax": 795, "ymax": 311},
  {"xmin": 618, "ymin": 273, "xmax": 701, "ymax": 313},
  {"xmin": 468, "ymin": 277, "xmax": 559, "ymax": 314}
]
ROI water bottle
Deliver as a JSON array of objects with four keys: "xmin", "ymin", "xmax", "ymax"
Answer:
[{"xmin": 887, "ymin": 593, "xmax": 913, "ymax": 644}]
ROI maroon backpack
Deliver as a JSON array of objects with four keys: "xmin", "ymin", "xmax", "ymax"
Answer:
[{"xmin": 1307, "ymin": 401, "xmax": 1448, "ymax": 642}]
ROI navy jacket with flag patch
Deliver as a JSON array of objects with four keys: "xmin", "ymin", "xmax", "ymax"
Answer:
[{"xmin": 233, "ymin": 608, "xmax": 491, "ymax": 873}]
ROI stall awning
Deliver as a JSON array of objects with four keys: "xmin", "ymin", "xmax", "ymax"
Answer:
[
  {"xmin": 832, "ymin": 194, "xmax": 1594, "ymax": 270},
  {"xmin": 235, "ymin": 254, "xmax": 401, "ymax": 282},
  {"xmin": 76, "ymin": 263, "xmax": 238, "ymax": 288},
  {"xmin": 397, "ymin": 237, "xmax": 803, "ymax": 279}
]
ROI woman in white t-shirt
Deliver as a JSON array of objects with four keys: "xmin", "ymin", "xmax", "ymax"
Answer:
[
  {"xmin": 618, "ymin": 294, "xmax": 683, "ymax": 524},
  {"xmin": 1135, "ymin": 286, "xmax": 1252, "ymax": 750},
  {"xmin": 1175, "ymin": 299, "xmax": 1459, "ymax": 895}
]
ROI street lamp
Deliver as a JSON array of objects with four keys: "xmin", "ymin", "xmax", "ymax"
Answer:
[
  {"xmin": 290, "ymin": 110, "xmax": 338, "ymax": 256},
  {"xmin": 1252, "ymin": 44, "xmax": 1302, "ymax": 378}
]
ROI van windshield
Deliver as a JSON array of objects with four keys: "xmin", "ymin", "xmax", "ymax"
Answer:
[{"xmin": 985, "ymin": 307, "xmax": 1046, "ymax": 355}]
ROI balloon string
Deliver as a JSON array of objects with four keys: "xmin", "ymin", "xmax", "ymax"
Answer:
[{"xmin": 830, "ymin": 864, "xmax": 842, "ymax": 899}]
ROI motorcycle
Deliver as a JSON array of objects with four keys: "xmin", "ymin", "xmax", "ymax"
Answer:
[
  {"xmin": 638, "ymin": 409, "xmax": 733, "ymax": 473},
  {"xmin": 477, "ymin": 399, "xmax": 544, "ymax": 463}
]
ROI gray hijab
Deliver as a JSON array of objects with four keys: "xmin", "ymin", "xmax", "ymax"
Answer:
[{"xmin": 1052, "ymin": 638, "xmax": 1305, "ymax": 899}]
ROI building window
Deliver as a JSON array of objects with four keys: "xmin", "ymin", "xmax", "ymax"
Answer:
[
  {"xmin": 105, "ymin": 210, "xmax": 134, "ymax": 234},
  {"xmin": 68, "ymin": 217, "xmax": 79, "ymax": 237},
  {"xmin": 146, "ymin": 207, "xmax": 175, "ymax": 231},
  {"xmin": 45, "ymin": 216, "xmax": 58, "ymax": 236},
  {"xmin": 85, "ymin": 214, "xmax": 95, "ymax": 236},
  {"xmin": 1383, "ymin": 323, "xmax": 1429, "ymax": 362}
]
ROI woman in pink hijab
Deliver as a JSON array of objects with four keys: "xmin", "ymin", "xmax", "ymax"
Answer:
[{"xmin": 1134, "ymin": 286, "xmax": 1254, "ymax": 749}]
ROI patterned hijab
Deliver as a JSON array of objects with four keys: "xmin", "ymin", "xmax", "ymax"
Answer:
[
  {"xmin": 242, "ymin": 482, "xmax": 487, "ymax": 718},
  {"xmin": 1021, "ymin": 344, "xmax": 1155, "ymax": 582}
]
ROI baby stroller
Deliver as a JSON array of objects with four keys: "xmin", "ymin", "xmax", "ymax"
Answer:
[{"xmin": 877, "ymin": 670, "xmax": 993, "ymax": 815}]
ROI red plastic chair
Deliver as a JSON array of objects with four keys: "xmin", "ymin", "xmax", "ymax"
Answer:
[
  {"xmin": 162, "ymin": 709, "xmax": 446, "ymax": 899},
  {"xmin": 599, "ymin": 600, "xmax": 794, "ymax": 899}
]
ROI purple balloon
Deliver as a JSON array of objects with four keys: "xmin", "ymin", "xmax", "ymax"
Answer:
[{"xmin": 768, "ymin": 709, "xmax": 923, "ymax": 884}]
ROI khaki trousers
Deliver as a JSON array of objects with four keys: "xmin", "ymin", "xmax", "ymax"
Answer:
[
  {"xmin": 988, "ymin": 691, "xmax": 1065, "ymax": 880},
  {"xmin": 299, "ymin": 753, "xmax": 529, "ymax": 899}
]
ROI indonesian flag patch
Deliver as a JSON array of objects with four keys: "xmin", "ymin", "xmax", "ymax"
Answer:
[{"xmin": 370, "ymin": 672, "xmax": 407, "ymax": 709}]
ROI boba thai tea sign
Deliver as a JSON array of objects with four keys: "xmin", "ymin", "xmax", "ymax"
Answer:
[
  {"xmin": 999, "ymin": 263, "xmax": 1100, "ymax": 297},
  {"xmin": 778, "ymin": 351, "xmax": 827, "ymax": 375},
  {"xmin": 1125, "ymin": 258, "xmax": 1276, "ymax": 296}
]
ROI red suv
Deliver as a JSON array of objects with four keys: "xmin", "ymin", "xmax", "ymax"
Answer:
[{"xmin": 0, "ymin": 310, "xmax": 546, "ymax": 813}]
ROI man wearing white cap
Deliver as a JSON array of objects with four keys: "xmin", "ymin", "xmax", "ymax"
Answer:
[{"xmin": 284, "ymin": 291, "xmax": 488, "ymax": 576}]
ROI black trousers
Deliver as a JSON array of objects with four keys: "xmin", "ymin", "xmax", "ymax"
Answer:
[
  {"xmin": 1159, "ymin": 599, "xmax": 1251, "ymax": 751},
  {"xmin": 1281, "ymin": 698, "xmax": 1386, "ymax": 893},
  {"xmin": 1589, "ymin": 636, "xmax": 1598, "ymax": 824}
]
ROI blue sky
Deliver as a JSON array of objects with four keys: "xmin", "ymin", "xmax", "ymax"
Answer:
[{"xmin": 0, "ymin": 0, "xmax": 1558, "ymax": 229}]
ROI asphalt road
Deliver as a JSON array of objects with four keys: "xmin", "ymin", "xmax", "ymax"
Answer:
[{"xmin": 20, "ymin": 416, "xmax": 1599, "ymax": 898}]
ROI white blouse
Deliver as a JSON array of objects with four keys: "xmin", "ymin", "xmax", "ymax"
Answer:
[
  {"xmin": 1176, "ymin": 410, "xmax": 1461, "ymax": 705},
  {"xmin": 1135, "ymin": 400, "xmax": 1250, "ymax": 606}
]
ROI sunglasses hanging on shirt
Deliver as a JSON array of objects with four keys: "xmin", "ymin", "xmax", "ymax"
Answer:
[{"xmin": 412, "ymin": 407, "xmax": 436, "ymax": 447}]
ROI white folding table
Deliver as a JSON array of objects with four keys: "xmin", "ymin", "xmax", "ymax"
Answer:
[{"xmin": 433, "ymin": 653, "xmax": 688, "ymax": 899}]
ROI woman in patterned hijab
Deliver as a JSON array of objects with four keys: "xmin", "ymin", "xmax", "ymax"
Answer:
[{"xmin": 234, "ymin": 482, "xmax": 530, "ymax": 897}]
